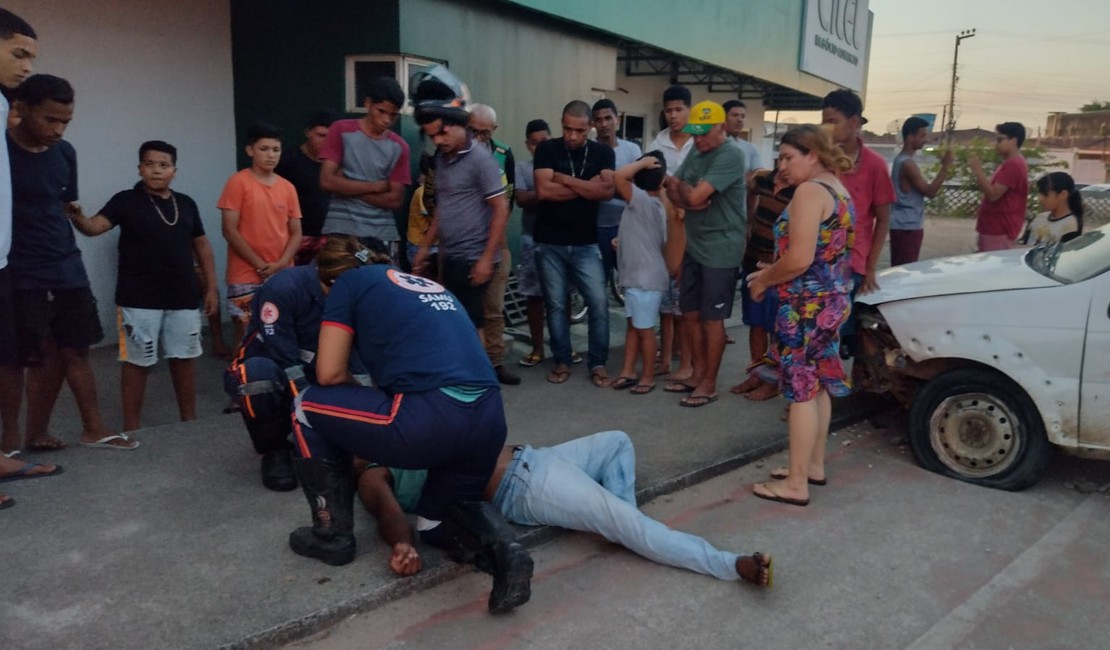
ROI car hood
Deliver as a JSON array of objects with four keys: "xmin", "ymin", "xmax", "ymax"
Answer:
[{"xmin": 857, "ymin": 250, "xmax": 1060, "ymax": 304}]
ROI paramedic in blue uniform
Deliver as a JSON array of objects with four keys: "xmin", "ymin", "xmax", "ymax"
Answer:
[
  {"xmin": 223, "ymin": 239, "xmax": 379, "ymax": 492},
  {"xmin": 287, "ymin": 233, "xmax": 533, "ymax": 615}
]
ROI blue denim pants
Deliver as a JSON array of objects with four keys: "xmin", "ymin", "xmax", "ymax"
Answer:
[
  {"xmin": 492, "ymin": 430, "xmax": 740, "ymax": 581},
  {"xmin": 534, "ymin": 243, "xmax": 609, "ymax": 368}
]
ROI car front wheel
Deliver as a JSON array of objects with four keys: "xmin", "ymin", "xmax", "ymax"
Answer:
[{"xmin": 908, "ymin": 368, "xmax": 1053, "ymax": 491}]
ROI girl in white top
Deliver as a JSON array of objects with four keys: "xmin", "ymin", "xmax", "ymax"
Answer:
[{"xmin": 1023, "ymin": 171, "xmax": 1083, "ymax": 246}]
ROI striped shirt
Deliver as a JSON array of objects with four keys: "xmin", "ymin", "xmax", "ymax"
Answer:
[{"xmin": 743, "ymin": 169, "xmax": 794, "ymax": 273}]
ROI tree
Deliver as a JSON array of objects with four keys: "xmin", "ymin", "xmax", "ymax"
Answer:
[{"xmin": 1079, "ymin": 100, "xmax": 1110, "ymax": 112}]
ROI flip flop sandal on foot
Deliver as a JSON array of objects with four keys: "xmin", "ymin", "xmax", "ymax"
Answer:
[
  {"xmin": 80, "ymin": 434, "xmax": 140, "ymax": 451},
  {"xmin": 0, "ymin": 463, "xmax": 64, "ymax": 483},
  {"xmin": 547, "ymin": 368, "xmax": 571, "ymax": 384},
  {"xmin": 518, "ymin": 352, "xmax": 544, "ymax": 367},
  {"xmin": 610, "ymin": 376, "xmax": 638, "ymax": 390},
  {"xmin": 752, "ymin": 482, "xmax": 809, "ymax": 507},
  {"xmin": 630, "ymin": 383, "xmax": 655, "ymax": 395}
]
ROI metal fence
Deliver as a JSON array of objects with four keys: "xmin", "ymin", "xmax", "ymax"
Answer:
[{"xmin": 925, "ymin": 185, "xmax": 1110, "ymax": 226}]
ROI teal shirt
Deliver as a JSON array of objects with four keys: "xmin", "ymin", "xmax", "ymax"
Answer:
[
  {"xmin": 387, "ymin": 468, "xmax": 428, "ymax": 512},
  {"xmin": 675, "ymin": 141, "xmax": 747, "ymax": 268}
]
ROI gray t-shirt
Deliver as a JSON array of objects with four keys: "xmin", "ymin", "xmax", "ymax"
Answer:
[
  {"xmin": 320, "ymin": 119, "xmax": 411, "ymax": 241},
  {"xmin": 515, "ymin": 159, "xmax": 538, "ymax": 236},
  {"xmin": 616, "ymin": 186, "xmax": 669, "ymax": 292},
  {"xmin": 596, "ymin": 139, "xmax": 643, "ymax": 228},
  {"xmin": 732, "ymin": 137, "xmax": 764, "ymax": 173},
  {"xmin": 434, "ymin": 139, "xmax": 506, "ymax": 262}
]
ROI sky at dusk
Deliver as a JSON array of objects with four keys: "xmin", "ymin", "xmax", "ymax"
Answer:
[{"xmin": 781, "ymin": 0, "xmax": 1110, "ymax": 135}]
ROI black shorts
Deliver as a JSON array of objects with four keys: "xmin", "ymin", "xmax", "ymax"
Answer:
[
  {"xmin": 0, "ymin": 267, "xmax": 17, "ymax": 365},
  {"xmin": 678, "ymin": 254, "xmax": 739, "ymax": 321},
  {"xmin": 441, "ymin": 257, "xmax": 493, "ymax": 328},
  {"xmin": 14, "ymin": 286, "xmax": 104, "ymax": 366}
]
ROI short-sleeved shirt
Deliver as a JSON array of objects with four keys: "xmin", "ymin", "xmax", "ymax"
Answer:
[
  {"xmin": 616, "ymin": 186, "xmax": 668, "ymax": 292},
  {"xmin": 7, "ymin": 135, "xmax": 88, "ymax": 290},
  {"xmin": 217, "ymin": 169, "xmax": 302, "ymax": 286},
  {"xmin": 98, "ymin": 188, "xmax": 205, "ymax": 309},
  {"xmin": 533, "ymin": 138, "xmax": 616, "ymax": 246},
  {"xmin": 0, "ymin": 95, "xmax": 11, "ymax": 270},
  {"xmin": 731, "ymin": 137, "xmax": 764, "ymax": 172},
  {"xmin": 275, "ymin": 146, "xmax": 329, "ymax": 237},
  {"xmin": 976, "ymin": 155, "xmax": 1029, "ymax": 240},
  {"xmin": 386, "ymin": 467, "xmax": 429, "ymax": 513},
  {"xmin": 744, "ymin": 170, "xmax": 795, "ymax": 273},
  {"xmin": 649, "ymin": 130, "xmax": 694, "ymax": 175},
  {"xmin": 321, "ymin": 264, "xmax": 497, "ymax": 393},
  {"xmin": 515, "ymin": 160, "xmax": 538, "ymax": 236},
  {"xmin": 1024, "ymin": 212, "xmax": 1078, "ymax": 246},
  {"xmin": 320, "ymin": 119, "xmax": 411, "ymax": 241},
  {"xmin": 241, "ymin": 263, "xmax": 326, "ymax": 377},
  {"xmin": 433, "ymin": 138, "xmax": 506, "ymax": 262},
  {"xmin": 840, "ymin": 140, "xmax": 895, "ymax": 275},
  {"xmin": 596, "ymin": 139, "xmax": 643, "ymax": 228},
  {"xmin": 676, "ymin": 142, "xmax": 747, "ymax": 269}
]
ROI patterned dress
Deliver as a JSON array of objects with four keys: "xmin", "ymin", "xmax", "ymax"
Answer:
[{"xmin": 772, "ymin": 181, "xmax": 856, "ymax": 402}]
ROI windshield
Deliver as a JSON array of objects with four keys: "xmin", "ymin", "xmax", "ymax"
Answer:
[{"xmin": 1026, "ymin": 222, "xmax": 1110, "ymax": 283}]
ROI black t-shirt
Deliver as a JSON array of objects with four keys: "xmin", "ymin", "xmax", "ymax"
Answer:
[
  {"xmin": 8, "ymin": 135, "xmax": 88, "ymax": 290},
  {"xmin": 532, "ymin": 138, "xmax": 615, "ymax": 246},
  {"xmin": 276, "ymin": 147, "xmax": 328, "ymax": 236},
  {"xmin": 98, "ymin": 188, "xmax": 205, "ymax": 309}
]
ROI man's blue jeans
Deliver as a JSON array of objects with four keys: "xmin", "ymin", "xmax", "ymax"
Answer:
[
  {"xmin": 492, "ymin": 430, "xmax": 740, "ymax": 581},
  {"xmin": 534, "ymin": 243, "xmax": 609, "ymax": 368}
]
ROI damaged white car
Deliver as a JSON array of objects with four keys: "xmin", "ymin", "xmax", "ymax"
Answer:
[{"xmin": 854, "ymin": 223, "xmax": 1110, "ymax": 490}]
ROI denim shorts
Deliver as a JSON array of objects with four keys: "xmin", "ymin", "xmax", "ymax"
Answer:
[
  {"xmin": 118, "ymin": 307, "xmax": 203, "ymax": 367},
  {"xmin": 623, "ymin": 288, "xmax": 663, "ymax": 329}
]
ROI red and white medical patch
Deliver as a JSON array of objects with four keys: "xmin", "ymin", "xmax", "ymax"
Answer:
[
  {"xmin": 386, "ymin": 268, "xmax": 447, "ymax": 294},
  {"xmin": 260, "ymin": 301, "xmax": 280, "ymax": 324}
]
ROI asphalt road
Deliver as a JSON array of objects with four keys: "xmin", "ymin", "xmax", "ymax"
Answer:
[{"xmin": 288, "ymin": 418, "xmax": 1110, "ymax": 650}]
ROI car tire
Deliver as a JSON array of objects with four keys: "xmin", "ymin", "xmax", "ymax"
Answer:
[{"xmin": 908, "ymin": 368, "xmax": 1053, "ymax": 491}]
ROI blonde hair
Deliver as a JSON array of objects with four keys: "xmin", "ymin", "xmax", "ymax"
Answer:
[
  {"xmin": 779, "ymin": 125, "xmax": 852, "ymax": 174},
  {"xmin": 316, "ymin": 235, "xmax": 392, "ymax": 287}
]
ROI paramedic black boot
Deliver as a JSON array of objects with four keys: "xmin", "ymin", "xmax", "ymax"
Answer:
[
  {"xmin": 423, "ymin": 501, "xmax": 534, "ymax": 614},
  {"xmin": 288, "ymin": 457, "xmax": 356, "ymax": 566}
]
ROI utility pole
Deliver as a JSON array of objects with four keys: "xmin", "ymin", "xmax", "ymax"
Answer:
[{"xmin": 945, "ymin": 28, "xmax": 976, "ymax": 145}]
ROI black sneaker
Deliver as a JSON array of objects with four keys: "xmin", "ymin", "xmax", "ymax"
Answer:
[{"xmin": 495, "ymin": 365, "xmax": 521, "ymax": 386}]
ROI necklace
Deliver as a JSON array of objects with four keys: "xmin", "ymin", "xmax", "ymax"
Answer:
[
  {"xmin": 566, "ymin": 143, "xmax": 589, "ymax": 179},
  {"xmin": 148, "ymin": 191, "xmax": 179, "ymax": 227}
]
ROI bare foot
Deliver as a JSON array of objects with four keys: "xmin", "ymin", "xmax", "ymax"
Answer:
[
  {"xmin": 730, "ymin": 375, "xmax": 762, "ymax": 395},
  {"xmin": 736, "ymin": 552, "xmax": 773, "ymax": 587},
  {"xmin": 769, "ymin": 467, "xmax": 826, "ymax": 486},
  {"xmin": 744, "ymin": 382, "xmax": 780, "ymax": 401},
  {"xmin": 665, "ymin": 370, "xmax": 692, "ymax": 382}
]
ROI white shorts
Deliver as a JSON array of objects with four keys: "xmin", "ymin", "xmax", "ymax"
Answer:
[
  {"xmin": 623, "ymin": 288, "xmax": 663, "ymax": 330},
  {"xmin": 118, "ymin": 307, "xmax": 203, "ymax": 367}
]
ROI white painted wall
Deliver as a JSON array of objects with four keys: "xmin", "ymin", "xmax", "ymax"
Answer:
[{"xmin": 6, "ymin": 1, "xmax": 236, "ymax": 342}]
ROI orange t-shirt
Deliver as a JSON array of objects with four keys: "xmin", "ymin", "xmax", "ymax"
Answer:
[{"xmin": 217, "ymin": 169, "xmax": 302, "ymax": 285}]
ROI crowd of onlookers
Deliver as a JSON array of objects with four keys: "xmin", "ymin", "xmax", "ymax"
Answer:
[{"xmin": 0, "ymin": 2, "xmax": 1087, "ymax": 523}]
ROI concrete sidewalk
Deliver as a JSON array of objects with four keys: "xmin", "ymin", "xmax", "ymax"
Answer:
[{"xmin": 0, "ymin": 312, "xmax": 885, "ymax": 650}]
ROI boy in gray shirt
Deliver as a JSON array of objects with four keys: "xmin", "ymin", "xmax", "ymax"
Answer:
[{"xmin": 609, "ymin": 152, "xmax": 670, "ymax": 395}]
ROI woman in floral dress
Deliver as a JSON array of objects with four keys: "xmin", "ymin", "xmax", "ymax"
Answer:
[{"xmin": 746, "ymin": 125, "xmax": 855, "ymax": 507}]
